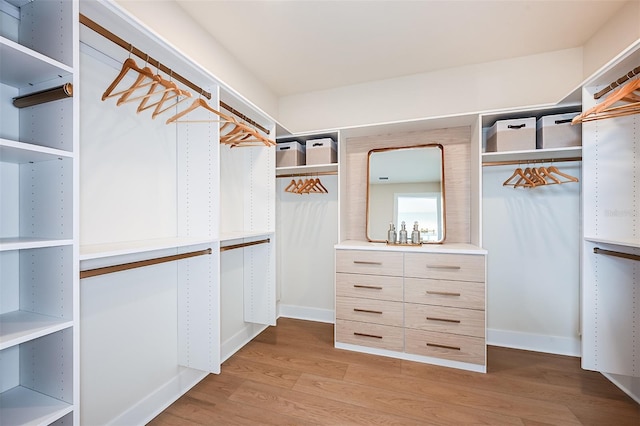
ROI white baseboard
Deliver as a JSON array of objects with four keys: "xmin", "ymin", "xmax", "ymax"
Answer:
[
  {"xmin": 278, "ymin": 305, "xmax": 334, "ymax": 324},
  {"xmin": 221, "ymin": 323, "xmax": 269, "ymax": 363},
  {"xmin": 335, "ymin": 342, "xmax": 486, "ymax": 373},
  {"xmin": 487, "ymin": 328, "xmax": 581, "ymax": 357},
  {"xmin": 107, "ymin": 367, "xmax": 207, "ymax": 426}
]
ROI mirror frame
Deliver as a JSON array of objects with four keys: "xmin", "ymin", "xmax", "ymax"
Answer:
[{"xmin": 366, "ymin": 143, "xmax": 446, "ymax": 244}]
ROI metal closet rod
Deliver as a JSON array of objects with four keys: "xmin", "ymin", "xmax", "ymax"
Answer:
[
  {"xmin": 219, "ymin": 101, "xmax": 270, "ymax": 135},
  {"xmin": 80, "ymin": 248, "xmax": 212, "ymax": 279},
  {"xmin": 13, "ymin": 83, "xmax": 73, "ymax": 108},
  {"xmin": 593, "ymin": 247, "xmax": 640, "ymax": 262},
  {"xmin": 78, "ymin": 14, "xmax": 211, "ymax": 100},
  {"xmin": 79, "ymin": 14, "xmax": 270, "ymax": 135},
  {"xmin": 594, "ymin": 65, "xmax": 640, "ymax": 100},
  {"xmin": 482, "ymin": 156, "xmax": 582, "ymax": 167},
  {"xmin": 220, "ymin": 238, "xmax": 270, "ymax": 252}
]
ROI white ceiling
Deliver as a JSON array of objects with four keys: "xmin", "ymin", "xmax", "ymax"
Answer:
[{"xmin": 175, "ymin": 0, "xmax": 629, "ymax": 97}]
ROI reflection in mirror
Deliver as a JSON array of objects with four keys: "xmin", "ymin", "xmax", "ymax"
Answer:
[{"xmin": 366, "ymin": 144, "xmax": 445, "ymax": 243}]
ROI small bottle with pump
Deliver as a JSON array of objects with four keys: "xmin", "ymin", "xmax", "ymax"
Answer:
[
  {"xmin": 411, "ymin": 221, "xmax": 421, "ymax": 244},
  {"xmin": 387, "ymin": 222, "xmax": 397, "ymax": 244},
  {"xmin": 399, "ymin": 221, "xmax": 408, "ymax": 244}
]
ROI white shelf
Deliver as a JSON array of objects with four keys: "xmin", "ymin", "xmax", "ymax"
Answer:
[
  {"xmin": 276, "ymin": 163, "xmax": 338, "ymax": 176},
  {"xmin": 584, "ymin": 236, "xmax": 640, "ymax": 249},
  {"xmin": 0, "ymin": 138, "xmax": 73, "ymax": 163},
  {"xmin": 0, "ymin": 238, "xmax": 73, "ymax": 252},
  {"xmin": 0, "ymin": 36, "xmax": 73, "ymax": 88},
  {"xmin": 80, "ymin": 237, "xmax": 215, "ymax": 260},
  {"xmin": 0, "ymin": 386, "xmax": 73, "ymax": 426},
  {"xmin": 482, "ymin": 146, "xmax": 582, "ymax": 163},
  {"xmin": 220, "ymin": 231, "xmax": 274, "ymax": 242},
  {"xmin": 0, "ymin": 311, "xmax": 73, "ymax": 350}
]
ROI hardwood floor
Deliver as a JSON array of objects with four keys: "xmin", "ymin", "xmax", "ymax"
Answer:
[{"xmin": 149, "ymin": 318, "xmax": 639, "ymax": 425}]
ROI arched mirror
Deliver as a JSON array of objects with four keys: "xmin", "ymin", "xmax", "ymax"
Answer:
[{"xmin": 366, "ymin": 144, "xmax": 445, "ymax": 243}]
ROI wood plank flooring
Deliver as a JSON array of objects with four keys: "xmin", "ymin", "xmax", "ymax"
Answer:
[{"xmin": 149, "ymin": 318, "xmax": 639, "ymax": 425}]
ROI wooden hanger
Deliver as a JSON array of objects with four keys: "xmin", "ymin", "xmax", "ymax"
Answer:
[
  {"xmin": 538, "ymin": 166, "xmax": 561, "ymax": 184},
  {"xmin": 165, "ymin": 97, "xmax": 229, "ymax": 124},
  {"xmin": 503, "ymin": 167, "xmax": 536, "ymax": 188},
  {"xmin": 547, "ymin": 166, "xmax": 579, "ymax": 183},
  {"xmin": 315, "ymin": 178, "xmax": 329, "ymax": 193},
  {"xmin": 515, "ymin": 167, "xmax": 538, "ymax": 188},
  {"xmin": 102, "ymin": 58, "xmax": 140, "ymax": 100},
  {"xmin": 136, "ymin": 77, "xmax": 192, "ymax": 117},
  {"xmin": 150, "ymin": 89, "xmax": 193, "ymax": 119},
  {"xmin": 573, "ymin": 78, "xmax": 640, "ymax": 124},
  {"xmin": 114, "ymin": 66, "xmax": 163, "ymax": 106},
  {"xmin": 220, "ymin": 120, "xmax": 276, "ymax": 147},
  {"xmin": 165, "ymin": 97, "xmax": 276, "ymax": 147},
  {"xmin": 101, "ymin": 56, "xmax": 160, "ymax": 105},
  {"xmin": 285, "ymin": 179, "xmax": 298, "ymax": 193},
  {"xmin": 284, "ymin": 177, "xmax": 328, "ymax": 194},
  {"xmin": 301, "ymin": 178, "xmax": 321, "ymax": 194},
  {"xmin": 220, "ymin": 121, "xmax": 254, "ymax": 143},
  {"xmin": 530, "ymin": 167, "xmax": 547, "ymax": 186}
]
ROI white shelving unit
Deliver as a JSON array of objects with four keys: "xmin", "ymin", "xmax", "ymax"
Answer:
[
  {"xmin": 219, "ymin": 89, "xmax": 277, "ymax": 361},
  {"xmin": 0, "ymin": 0, "xmax": 78, "ymax": 424},
  {"xmin": 580, "ymin": 43, "xmax": 640, "ymax": 389},
  {"xmin": 77, "ymin": 1, "xmax": 222, "ymax": 423},
  {"xmin": 75, "ymin": 2, "xmax": 278, "ymax": 422}
]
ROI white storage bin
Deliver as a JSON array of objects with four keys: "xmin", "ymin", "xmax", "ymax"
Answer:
[
  {"xmin": 536, "ymin": 113, "xmax": 582, "ymax": 149},
  {"xmin": 276, "ymin": 141, "xmax": 305, "ymax": 167},
  {"xmin": 306, "ymin": 138, "xmax": 337, "ymax": 165},
  {"xmin": 486, "ymin": 117, "xmax": 536, "ymax": 152}
]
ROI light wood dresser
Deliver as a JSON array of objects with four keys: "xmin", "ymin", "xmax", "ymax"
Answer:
[{"xmin": 335, "ymin": 241, "xmax": 487, "ymax": 372}]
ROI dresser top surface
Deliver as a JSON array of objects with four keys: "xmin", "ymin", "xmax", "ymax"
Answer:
[{"xmin": 335, "ymin": 240, "xmax": 486, "ymax": 255}]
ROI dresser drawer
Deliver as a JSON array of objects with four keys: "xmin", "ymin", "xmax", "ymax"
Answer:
[
  {"xmin": 336, "ymin": 249, "xmax": 403, "ymax": 276},
  {"xmin": 405, "ymin": 303, "xmax": 484, "ymax": 337},
  {"xmin": 337, "ymin": 296, "xmax": 403, "ymax": 327},
  {"xmin": 405, "ymin": 329, "xmax": 485, "ymax": 365},
  {"xmin": 405, "ymin": 277, "xmax": 484, "ymax": 310},
  {"xmin": 404, "ymin": 253, "xmax": 485, "ymax": 282},
  {"xmin": 337, "ymin": 273, "xmax": 403, "ymax": 301},
  {"xmin": 336, "ymin": 319, "xmax": 404, "ymax": 351}
]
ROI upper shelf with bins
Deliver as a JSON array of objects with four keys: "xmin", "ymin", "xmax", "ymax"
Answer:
[
  {"xmin": 480, "ymin": 104, "xmax": 582, "ymax": 163},
  {"xmin": 275, "ymin": 131, "xmax": 339, "ymax": 176}
]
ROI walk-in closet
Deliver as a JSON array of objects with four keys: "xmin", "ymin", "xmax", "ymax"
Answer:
[{"xmin": 1, "ymin": 0, "xmax": 638, "ymax": 424}]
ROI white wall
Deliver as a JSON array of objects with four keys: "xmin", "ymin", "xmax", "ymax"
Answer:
[
  {"xmin": 278, "ymin": 48, "xmax": 583, "ymax": 133},
  {"xmin": 482, "ymin": 161, "xmax": 582, "ymax": 356},
  {"xmin": 114, "ymin": 0, "xmax": 640, "ymax": 138},
  {"xmin": 582, "ymin": 0, "xmax": 640, "ymax": 80},
  {"xmin": 276, "ymin": 175, "xmax": 338, "ymax": 322},
  {"xmin": 114, "ymin": 0, "xmax": 279, "ymax": 120}
]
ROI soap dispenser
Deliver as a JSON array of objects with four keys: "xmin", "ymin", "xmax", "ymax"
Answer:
[
  {"xmin": 411, "ymin": 221, "xmax": 421, "ymax": 244},
  {"xmin": 387, "ymin": 222, "xmax": 397, "ymax": 244},
  {"xmin": 399, "ymin": 221, "xmax": 408, "ymax": 244}
]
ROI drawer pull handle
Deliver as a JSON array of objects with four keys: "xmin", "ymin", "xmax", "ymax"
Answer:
[
  {"xmin": 354, "ymin": 308, "xmax": 383, "ymax": 314},
  {"xmin": 354, "ymin": 260, "xmax": 383, "ymax": 265},
  {"xmin": 426, "ymin": 291, "xmax": 461, "ymax": 297},
  {"xmin": 427, "ymin": 343, "xmax": 461, "ymax": 351},
  {"xmin": 354, "ymin": 284, "xmax": 383, "ymax": 290},
  {"xmin": 354, "ymin": 332, "xmax": 383, "ymax": 339},
  {"xmin": 426, "ymin": 316, "xmax": 461, "ymax": 324},
  {"xmin": 426, "ymin": 265, "xmax": 461, "ymax": 270}
]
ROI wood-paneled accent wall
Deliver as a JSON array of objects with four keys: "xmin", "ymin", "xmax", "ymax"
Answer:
[{"xmin": 345, "ymin": 126, "xmax": 471, "ymax": 243}]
